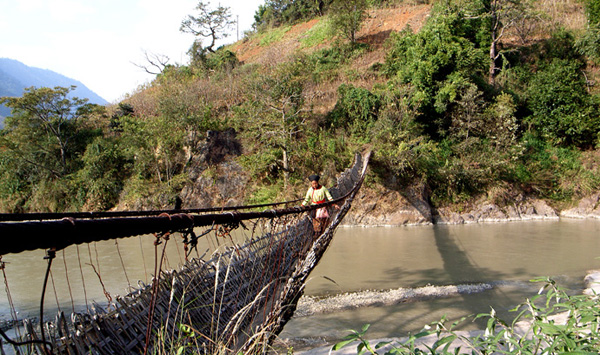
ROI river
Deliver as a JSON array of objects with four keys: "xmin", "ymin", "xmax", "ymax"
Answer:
[
  {"xmin": 0, "ymin": 219, "xmax": 599, "ymax": 350},
  {"xmin": 280, "ymin": 219, "xmax": 600, "ymax": 348}
]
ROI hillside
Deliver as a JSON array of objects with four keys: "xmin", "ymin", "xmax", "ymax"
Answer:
[
  {"xmin": 229, "ymin": 4, "xmax": 431, "ymax": 114},
  {"xmin": 1, "ymin": 0, "xmax": 599, "ymax": 220},
  {"xmin": 231, "ymin": 5, "xmax": 431, "ymax": 64},
  {"xmin": 229, "ymin": 0, "xmax": 591, "ymax": 99}
]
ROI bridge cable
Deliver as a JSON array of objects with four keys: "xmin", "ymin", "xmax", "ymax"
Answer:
[
  {"xmin": 61, "ymin": 250, "xmax": 75, "ymax": 314},
  {"xmin": 144, "ymin": 231, "xmax": 170, "ymax": 355},
  {"xmin": 0, "ymin": 198, "xmax": 304, "ymax": 222},
  {"xmin": 40, "ymin": 248, "xmax": 56, "ymax": 355},
  {"xmin": 75, "ymin": 245, "xmax": 89, "ymax": 313},
  {"xmin": 139, "ymin": 237, "xmax": 149, "ymax": 284},
  {"xmin": 49, "ymin": 270, "xmax": 61, "ymax": 314},
  {"xmin": 0, "ymin": 262, "xmax": 54, "ymax": 355},
  {"xmin": 87, "ymin": 245, "xmax": 112, "ymax": 305},
  {"xmin": 1, "ymin": 257, "xmax": 22, "ymax": 341},
  {"xmin": 115, "ymin": 240, "xmax": 131, "ymax": 290}
]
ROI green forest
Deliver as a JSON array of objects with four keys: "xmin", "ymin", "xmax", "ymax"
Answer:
[{"xmin": 1, "ymin": 0, "xmax": 600, "ymax": 213}]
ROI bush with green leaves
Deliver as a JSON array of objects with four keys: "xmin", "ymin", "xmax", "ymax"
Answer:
[
  {"xmin": 191, "ymin": 48, "xmax": 239, "ymax": 72},
  {"xmin": 525, "ymin": 58, "xmax": 600, "ymax": 149},
  {"xmin": 75, "ymin": 136, "xmax": 131, "ymax": 210},
  {"xmin": 584, "ymin": 0, "xmax": 600, "ymax": 26},
  {"xmin": 0, "ymin": 86, "xmax": 104, "ymax": 211},
  {"xmin": 507, "ymin": 134, "xmax": 600, "ymax": 200},
  {"xmin": 253, "ymin": 0, "xmax": 333, "ymax": 30},
  {"xmin": 383, "ymin": 10, "xmax": 488, "ymax": 140},
  {"xmin": 328, "ymin": 0, "xmax": 369, "ymax": 43},
  {"xmin": 541, "ymin": 29, "xmax": 581, "ymax": 62},
  {"xmin": 328, "ymin": 84, "xmax": 380, "ymax": 138},
  {"xmin": 300, "ymin": 42, "xmax": 369, "ymax": 82},
  {"xmin": 577, "ymin": 25, "xmax": 600, "ymax": 63},
  {"xmin": 333, "ymin": 278, "xmax": 600, "ymax": 354}
]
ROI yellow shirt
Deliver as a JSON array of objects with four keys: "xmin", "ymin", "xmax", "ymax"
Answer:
[{"xmin": 302, "ymin": 186, "xmax": 333, "ymax": 206}]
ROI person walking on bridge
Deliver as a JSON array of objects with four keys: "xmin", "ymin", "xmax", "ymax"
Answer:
[{"xmin": 302, "ymin": 174, "xmax": 337, "ymax": 236}]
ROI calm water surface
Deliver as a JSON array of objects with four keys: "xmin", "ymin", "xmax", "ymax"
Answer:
[{"xmin": 1, "ymin": 220, "xmax": 599, "ymax": 345}]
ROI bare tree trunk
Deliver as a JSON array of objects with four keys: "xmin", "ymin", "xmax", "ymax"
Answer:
[
  {"xmin": 489, "ymin": 9, "xmax": 498, "ymax": 87},
  {"xmin": 489, "ymin": 33, "xmax": 497, "ymax": 86},
  {"xmin": 282, "ymin": 149, "xmax": 289, "ymax": 189}
]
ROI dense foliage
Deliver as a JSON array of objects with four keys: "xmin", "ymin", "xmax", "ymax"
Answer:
[
  {"xmin": 253, "ymin": 0, "xmax": 334, "ymax": 30},
  {"xmin": 0, "ymin": 0, "xmax": 599, "ymax": 212}
]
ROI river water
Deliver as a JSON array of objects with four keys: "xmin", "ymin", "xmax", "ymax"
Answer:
[
  {"xmin": 1, "ymin": 219, "xmax": 599, "ymax": 348},
  {"xmin": 281, "ymin": 219, "xmax": 600, "ymax": 347}
]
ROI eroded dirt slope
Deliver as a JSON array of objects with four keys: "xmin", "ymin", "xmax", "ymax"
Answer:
[{"xmin": 230, "ymin": 4, "xmax": 432, "ymax": 65}]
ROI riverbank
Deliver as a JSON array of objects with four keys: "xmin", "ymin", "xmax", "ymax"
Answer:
[
  {"xmin": 293, "ymin": 270, "xmax": 600, "ymax": 354},
  {"xmin": 342, "ymin": 190, "xmax": 600, "ymax": 226}
]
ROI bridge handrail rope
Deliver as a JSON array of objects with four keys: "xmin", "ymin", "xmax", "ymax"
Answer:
[{"xmin": 0, "ymin": 198, "xmax": 304, "ymax": 222}]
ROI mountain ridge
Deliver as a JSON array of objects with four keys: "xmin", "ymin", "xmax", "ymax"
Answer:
[{"xmin": 0, "ymin": 58, "xmax": 107, "ymax": 120}]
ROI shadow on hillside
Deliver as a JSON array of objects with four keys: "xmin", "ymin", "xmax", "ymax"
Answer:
[{"xmin": 358, "ymin": 30, "xmax": 393, "ymax": 47}]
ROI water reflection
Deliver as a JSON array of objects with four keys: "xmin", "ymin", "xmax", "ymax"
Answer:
[{"xmin": 304, "ymin": 220, "xmax": 600, "ymax": 295}]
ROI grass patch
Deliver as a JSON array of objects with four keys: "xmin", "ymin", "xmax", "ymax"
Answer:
[
  {"xmin": 300, "ymin": 18, "xmax": 332, "ymax": 48},
  {"xmin": 258, "ymin": 25, "xmax": 292, "ymax": 46},
  {"xmin": 247, "ymin": 183, "xmax": 284, "ymax": 205}
]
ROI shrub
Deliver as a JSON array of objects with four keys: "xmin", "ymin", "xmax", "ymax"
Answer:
[
  {"xmin": 328, "ymin": 84, "xmax": 381, "ymax": 138},
  {"xmin": 383, "ymin": 11, "xmax": 488, "ymax": 140},
  {"xmin": 75, "ymin": 137, "xmax": 131, "ymax": 210},
  {"xmin": 541, "ymin": 28, "xmax": 581, "ymax": 62},
  {"xmin": 253, "ymin": 0, "xmax": 334, "ymax": 30},
  {"xmin": 584, "ymin": 0, "xmax": 600, "ymax": 26},
  {"xmin": 328, "ymin": 0, "xmax": 369, "ymax": 43},
  {"xmin": 205, "ymin": 49, "xmax": 239, "ymax": 71},
  {"xmin": 334, "ymin": 278, "xmax": 600, "ymax": 354},
  {"xmin": 576, "ymin": 24, "xmax": 600, "ymax": 63},
  {"xmin": 525, "ymin": 58, "xmax": 600, "ymax": 148},
  {"xmin": 508, "ymin": 134, "xmax": 599, "ymax": 201},
  {"xmin": 299, "ymin": 42, "xmax": 369, "ymax": 82}
]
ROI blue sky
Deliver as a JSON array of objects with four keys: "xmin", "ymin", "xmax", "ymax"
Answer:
[{"xmin": 0, "ymin": 0, "xmax": 264, "ymax": 103}]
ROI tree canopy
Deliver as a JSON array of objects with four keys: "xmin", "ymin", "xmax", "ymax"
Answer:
[{"xmin": 180, "ymin": 1, "xmax": 235, "ymax": 53}]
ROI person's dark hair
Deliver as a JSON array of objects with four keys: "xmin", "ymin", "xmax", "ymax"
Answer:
[{"xmin": 308, "ymin": 174, "xmax": 320, "ymax": 182}]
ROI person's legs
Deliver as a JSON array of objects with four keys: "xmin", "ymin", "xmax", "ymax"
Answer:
[
  {"xmin": 312, "ymin": 218, "xmax": 321, "ymax": 235},
  {"xmin": 313, "ymin": 218, "xmax": 327, "ymax": 236}
]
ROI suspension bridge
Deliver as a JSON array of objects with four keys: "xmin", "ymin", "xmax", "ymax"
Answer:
[{"xmin": 0, "ymin": 151, "xmax": 370, "ymax": 354}]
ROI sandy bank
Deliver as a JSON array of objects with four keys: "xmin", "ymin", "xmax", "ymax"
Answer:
[{"xmin": 295, "ymin": 283, "xmax": 493, "ymax": 317}]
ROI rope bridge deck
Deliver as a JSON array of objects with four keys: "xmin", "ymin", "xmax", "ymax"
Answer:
[{"xmin": 0, "ymin": 151, "xmax": 370, "ymax": 354}]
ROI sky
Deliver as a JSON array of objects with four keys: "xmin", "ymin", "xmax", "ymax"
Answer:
[{"xmin": 0, "ymin": 0, "xmax": 265, "ymax": 103}]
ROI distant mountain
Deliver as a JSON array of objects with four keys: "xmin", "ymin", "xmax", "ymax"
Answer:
[{"xmin": 0, "ymin": 58, "xmax": 107, "ymax": 124}]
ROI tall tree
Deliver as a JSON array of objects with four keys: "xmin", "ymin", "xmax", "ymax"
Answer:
[
  {"xmin": 329, "ymin": 0, "xmax": 368, "ymax": 43},
  {"xmin": 0, "ymin": 86, "xmax": 98, "ymax": 177},
  {"xmin": 243, "ymin": 64, "xmax": 309, "ymax": 188},
  {"xmin": 484, "ymin": 0, "xmax": 524, "ymax": 86},
  {"xmin": 180, "ymin": 1, "xmax": 236, "ymax": 53}
]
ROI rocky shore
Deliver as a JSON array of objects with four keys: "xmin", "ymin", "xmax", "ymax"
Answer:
[{"xmin": 343, "ymin": 189, "xmax": 600, "ymax": 226}]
